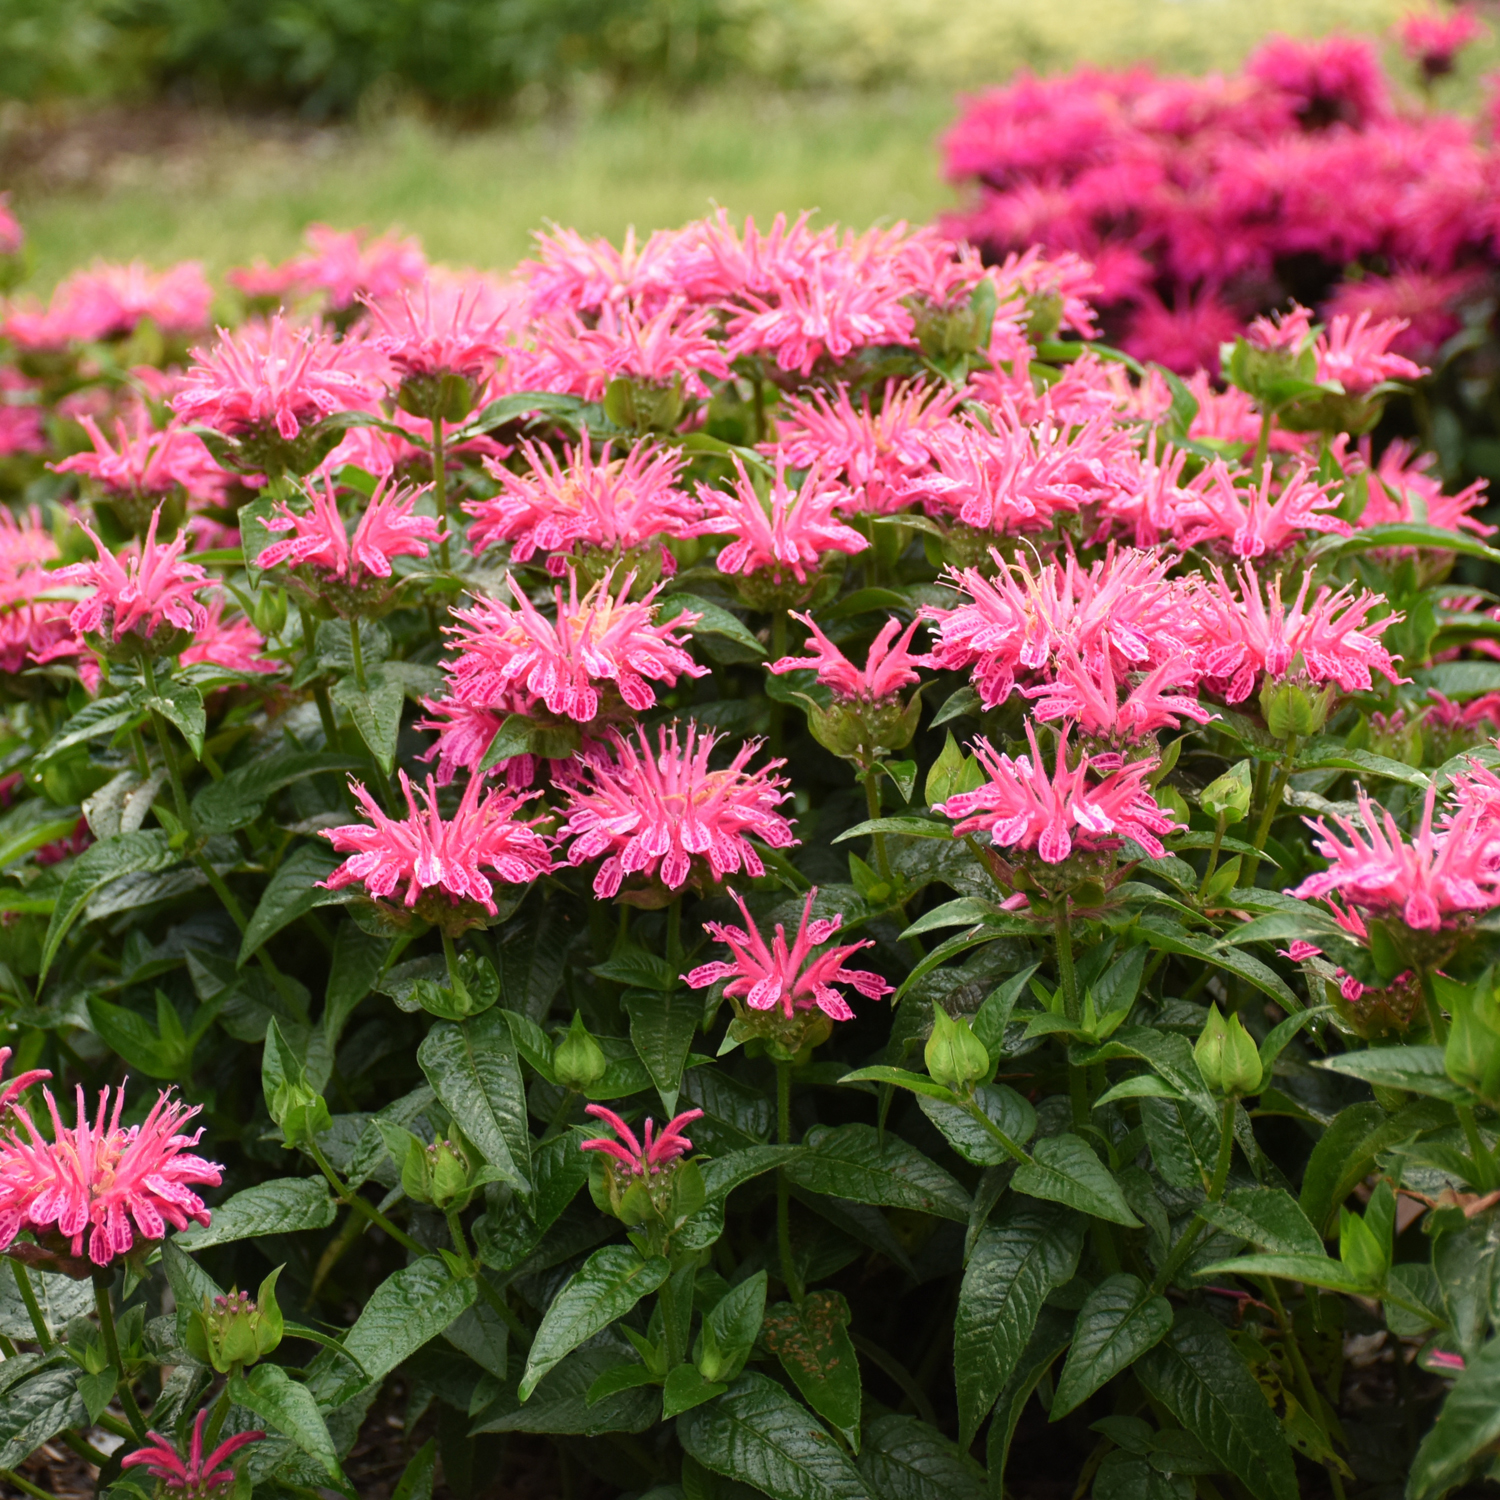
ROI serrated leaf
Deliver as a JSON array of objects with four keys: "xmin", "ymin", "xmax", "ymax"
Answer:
[
  {"xmin": 1198, "ymin": 1187, "xmax": 1323, "ymax": 1256},
  {"xmin": 1315, "ymin": 1045, "xmax": 1470, "ymax": 1103},
  {"xmin": 1135, "ymin": 1307, "xmax": 1298, "ymax": 1500},
  {"xmin": 193, "ymin": 749, "xmax": 364, "ymax": 834},
  {"xmin": 0, "ymin": 1367, "xmax": 86, "ymax": 1470},
  {"xmin": 899, "ymin": 897, "xmax": 1001, "ymax": 939},
  {"xmin": 623, "ymin": 986, "xmax": 699, "ymax": 1110},
  {"xmin": 86, "ymin": 993, "xmax": 181, "ymax": 1079},
  {"xmin": 762, "ymin": 1292, "xmax": 861, "ymax": 1447},
  {"xmin": 175, "ymin": 1177, "xmax": 337, "ymax": 1250},
  {"xmin": 230, "ymin": 1363, "xmax": 342, "ymax": 1481},
  {"xmin": 239, "ymin": 843, "xmax": 345, "ymax": 966},
  {"xmin": 40, "ymin": 829, "xmax": 175, "ymax": 980},
  {"xmin": 1051, "ymin": 1273, "xmax": 1172, "ymax": 1418},
  {"xmin": 1195, "ymin": 1252, "xmax": 1372, "ymax": 1294},
  {"xmin": 331, "ymin": 667, "xmax": 404, "ymax": 773},
  {"xmin": 663, "ymin": 1364, "xmax": 728, "ymax": 1418},
  {"xmin": 1013, "ymin": 1133, "xmax": 1142, "ymax": 1227},
  {"xmin": 1136, "ymin": 913, "xmax": 1299, "ymax": 1011},
  {"xmin": 656, "ymin": 593, "xmax": 765, "ymax": 656},
  {"xmin": 838, "ymin": 1065, "xmax": 958, "ymax": 1102},
  {"xmin": 785, "ymin": 1123, "xmax": 969, "ymax": 1221},
  {"xmin": 474, "ymin": 1343, "xmax": 660, "ymax": 1435},
  {"xmin": 677, "ymin": 1371, "xmax": 865, "ymax": 1500},
  {"xmin": 858, "ymin": 1414, "xmax": 986, "ymax": 1500},
  {"xmin": 418, "ymin": 1008, "xmax": 531, "ymax": 1190},
  {"xmin": 33, "ymin": 694, "xmax": 141, "ymax": 766},
  {"xmin": 835, "ymin": 816, "xmax": 953, "ymax": 844},
  {"xmin": 986, "ymin": 1306, "xmax": 1073, "ymax": 1487},
  {"xmin": 341, "ymin": 1256, "xmax": 477, "ymax": 1392},
  {"xmin": 917, "ymin": 1084, "xmax": 1035, "ymax": 1166},
  {"xmin": 953, "ymin": 1199, "xmax": 1082, "ymax": 1445},
  {"xmin": 145, "ymin": 679, "xmax": 206, "ymax": 758},
  {"xmin": 1408, "ymin": 1332, "xmax": 1500, "ymax": 1498},
  {"xmin": 391, "ymin": 1439, "xmax": 438, "ymax": 1500},
  {"xmin": 520, "ymin": 1246, "xmax": 670, "ymax": 1400}
]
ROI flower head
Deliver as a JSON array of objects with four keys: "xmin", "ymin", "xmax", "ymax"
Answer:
[
  {"xmin": 1022, "ymin": 648, "xmax": 1214, "ymax": 742},
  {"xmin": 0, "ymin": 1082, "xmax": 222, "ymax": 1266},
  {"xmin": 468, "ymin": 431, "xmax": 700, "ymax": 574},
  {"xmin": 687, "ymin": 887, "xmax": 891, "ymax": 1021},
  {"xmin": 558, "ymin": 722, "xmax": 795, "ymax": 898},
  {"xmin": 366, "ymin": 281, "xmax": 510, "ymax": 385},
  {"xmin": 1314, "ymin": 311, "xmax": 1427, "ymax": 394},
  {"xmin": 442, "ymin": 570, "xmax": 706, "ymax": 725},
  {"xmin": 5, "ymin": 261, "xmax": 212, "ymax": 349},
  {"xmin": 1174, "ymin": 460, "xmax": 1349, "ymax": 558},
  {"xmin": 286, "ymin": 223, "xmax": 428, "ymax": 311},
  {"xmin": 697, "ymin": 458, "xmax": 864, "ymax": 584},
  {"xmin": 55, "ymin": 506, "xmax": 210, "ymax": 651},
  {"xmin": 770, "ymin": 612, "xmax": 926, "ymax": 701},
  {"xmin": 52, "ymin": 411, "xmax": 227, "ymax": 510},
  {"xmin": 0, "ymin": 1046, "xmax": 49, "ymax": 1115},
  {"xmin": 121, "ymin": 1411, "xmax": 264, "ymax": 1499},
  {"xmin": 1396, "ymin": 7, "xmax": 1485, "ymax": 78},
  {"xmin": 321, "ymin": 771, "xmax": 553, "ymax": 916},
  {"xmin": 934, "ymin": 721, "xmax": 1182, "ymax": 861},
  {"xmin": 580, "ymin": 1104, "xmax": 703, "ymax": 1176}
]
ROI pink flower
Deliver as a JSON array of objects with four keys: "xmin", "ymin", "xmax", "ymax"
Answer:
[
  {"xmin": 934, "ymin": 721, "xmax": 1182, "ymax": 862},
  {"xmin": 417, "ymin": 693, "xmax": 585, "ymax": 790},
  {"xmin": 687, "ymin": 887, "xmax": 891, "ymax": 1021},
  {"xmin": 51, "ymin": 411, "xmax": 227, "ymax": 506},
  {"xmin": 1362, "ymin": 437, "xmax": 1493, "ymax": 537},
  {"xmin": 519, "ymin": 225, "xmax": 688, "ymax": 317},
  {"xmin": 1291, "ymin": 785, "xmax": 1500, "ymax": 930},
  {"xmin": 366, "ymin": 282, "xmax": 510, "ymax": 384},
  {"xmin": 0, "ymin": 604, "xmax": 83, "ymax": 678},
  {"xmin": 0, "ymin": 1047, "xmax": 49, "ymax": 1116},
  {"xmin": 579, "ymin": 1104, "xmax": 703, "ymax": 1176},
  {"xmin": 1175, "ymin": 460, "xmax": 1349, "ymax": 557},
  {"xmin": 179, "ymin": 597, "xmax": 277, "ymax": 676},
  {"xmin": 121, "ymin": 1410, "xmax": 264, "ymax": 1499},
  {"xmin": 286, "ymin": 223, "xmax": 428, "ymax": 311},
  {"xmin": 468, "ymin": 431, "xmax": 700, "ymax": 572},
  {"xmin": 770, "ymin": 612, "xmax": 926, "ymax": 701},
  {"xmin": 0, "ymin": 193, "xmax": 23, "ymax": 258},
  {"xmin": 1396, "ymin": 8, "xmax": 1485, "ymax": 77},
  {"xmin": 442, "ymin": 570, "xmax": 706, "ymax": 724},
  {"xmin": 0, "ymin": 1082, "xmax": 222, "ymax": 1266},
  {"xmin": 172, "ymin": 316, "xmax": 381, "ymax": 443},
  {"xmin": 321, "ymin": 771, "xmax": 553, "ymax": 913},
  {"xmin": 1187, "ymin": 564, "xmax": 1405, "ymax": 704},
  {"xmin": 1022, "ymin": 648, "xmax": 1215, "ymax": 741},
  {"xmin": 1123, "ymin": 292, "xmax": 1243, "ymax": 375},
  {"xmin": 5, "ymin": 261, "xmax": 212, "ymax": 349},
  {"xmin": 1246, "ymin": 33, "xmax": 1392, "ymax": 129},
  {"xmin": 924, "ymin": 547, "xmax": 1195, "ymax": 709},
  {"xmin": 557, "ymin": 722, "xmax": 796, "ymax": 898},
  {"xmin": 1314, "ymin": 311, "xmax": 1427, "ymax": 394},
  {"xmin": 257, "ymin": 476, "xmax": 445, "ymax": 583},
  {"xmin": 697, "ymin": 458, "xmax": 865, "ymax": 582},
  {"xmin": 56, "ymin": 507, "xmax": 210, "ymax": 648},
  {"xmin": 766, "ymin": 380, "xmax": 962, "ymax": 515},
  {"xmin": 1325, "ymin": 268, "xmax": 1484, "ymax": 362},
  {"xmin": 0, "ymin": 506, "xmax": 59, "ymax": 596},
  {"xmin": 1246, "ymin": 304, "xmax": 1315, "ymax": 354}
]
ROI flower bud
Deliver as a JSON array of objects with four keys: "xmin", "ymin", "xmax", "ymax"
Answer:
[
  {"xmin": 554, "ymin": 1013, "xmax": 608, "ymax": 1092},
  {"xmin": 396, "ymin": 372, "xmax": 476, "ymax": 424},
  {"xmin": 402, "ymin": 1137, "xmax": 474, "ymax": 1210},
  {"xmin": 603, "ymin": 376, "xmax": 684, "ymax": 434},
  {"xmin": 185, "ymin": 1268, "xmax": 284, "ymax": 1374},
  {"xmin": 251, "ymin": 586, "xmax": 288, "ymax": 640},
  {"xmin": 1259, "ymin": 675, "xmax": 1335, "ymax": 739},
  {"xmin": 269, "ymin": 1078, "xmax": 332, "ymax": 1149},
  {"xmin": 924, "ymin": 1006, "xmax": 990, "ymax": 1091},
  {"xmin": 1194, "ymin": 1005, "xmax": 1264, "ymax": 1097},
  {"xmin": 1200, "ymin": 760, "xmax": 1252, "ymax": 825}
]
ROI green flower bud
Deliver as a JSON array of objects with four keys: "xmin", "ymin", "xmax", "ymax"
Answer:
[
  {"xmin": 396, "ymin": 371, "xmax": 477, "ymax": 423},
  {"xmin": 184, "ymin": 1268, "xmax": 284, "ymax": 1375},
  {"xmin": 603, "ymin": 375, "xmax": 684, "ymax": 433},
  {"xmin": 1259, "ymin": 676, "xmax": 1335, "ymax": 739},
  {"xmin": 1200, "ymin": 760, "xmax": 1252, "ymax": 824},
  {"xmin": 269, "ymin": 1078, "xmax": 333, "ymax": 1149},
  {"xmin": 553, "ymin": 1013, "xmax": 608, "ymax": 1092},
  {"xmin": 1193, "ymin": 1004, "xmax": 1264, "ymax": 1097},
  {"xmin": 402, "ymin": 1137, "xmax": 473, "ymax": 1210},
  {"xmin": 925, "ymin": 1006, "xmax": 990, "ymax": 1091},
  {"xmin": 251, "ymin": 586, "xmax": 288, "ymax": 640}
]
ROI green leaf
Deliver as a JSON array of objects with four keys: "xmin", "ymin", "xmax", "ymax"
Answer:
[
  {"xmin": 1314, "ymin": 521, "xmax": 1500, "ymax": 564},
  {"xmin": 656, "ymin": 593, "xmax": 765, "ymax": 656},
  {"xmin": 930, "ymin": 685, "xmax": 982, "ymax": 729},
  {"xmin": 917, "ymin": 1084, "xmax": 1036, "ymax": 1166},
  {"xmin": 1408, "ymin": 1332, "xmax": 1500, "ymax": 1498},
  {"xmin": 0, "ymin": 1367, "xmax": 86, "ymax": 1471},
  {"xmin": 40, "ymin": 829, "xmax": 175, "ymax": 980},
  {"xmin": 1197, "ymin": 1187, "xmax": 1323, "ymax": 1257},
  {"xmin": 1193, "ymin": 1252, "xmax": 1371, "ymax": 1295},
  {"xmin": 1299, "ymin": 1101, "xmax": 1398, "ymax": 1235},
  {"xmin": 857, "ymin": 1414, "xmax": 986, "ymax": 1500},
  {"xmin": 663, "ymin": 1364, "xmax": 728, "ymax": 1418},
  {"xmin": 239, "ymin": 843, "xmax": 344, "ymax": 966},
  {"xmin": 1135, "ymin": 1307, "xmax": 1298, "ymax": 1500},
  {"xmin": 899, "ymin": 897, "xmax": 1001, "ymax": 940},
  {"xmin": 762, "ymin": 1292, "xmax": 861, "ymax": 1448},
  {"xmin": 341, "ymin": 1257, "xmax": 477, "ymax": 1393},
  {"xmin": 587, "ymin": 1361, "xmax": 662, "ymax": 1406},
  {"xmin": 953, "ymin": 1199, "xmax": 1083, "ymax": 1445},
  {"xmin": 1419, "ymin": 661, "xmax": 1500, "ymax": 701},
  {"xmin": 1295, "ymin": 741, "xmax": 1430, "ymax": 789},
  {"xmin": 623, "ymin": 986, "xmax": 699, "ymax": 1110},
  {"xmin": 986, "ymin": 1307, "xmax": 1074, "ymax": 1487},
  {"xmin": 676, "ymin": 1371, "xmax": 865, "ymax": 1500},
  {"xmin": 331, "ymin": 666, "xmax": 405, "ymax": 773},
  {"xmin": 834, "ymin": 816, "xmax": 953, "ymax": 843},
  {"xmin": 230, "ymin": 1363, "xmax": 342, "ymax": 1481},
  {"xmin": 1092, "ymin": 1452, "xmax": 1194, "ymax": 1500},
  {"xmin": 33, "ymin": 694, "xmax": 141, "ymax": 766},
  {"xmin": 593, "ymin": 947, "xmax": 679, "ymax": 990},
  {"xmin": 785, "ymin": 1123, "xmax": 970, "ymax": 1222},
  {"xmin": 1315, "ymin": 1045, "xmax": 1470, "ymax": 1103},
  {"xmin": 391, "ymin": 1439, "xmax": 438, "ymax": 1500},
  {"xmin": 418, "ymin": 1008, "xmax": 532, "ymax": 1190},
  {"xmin": 520, "ymin": 1246, "xmax": 671, "ymax": 1401},
  {"xmin": 1136, "ymin": 913, "xmax": 1300, "ymax": 1011},
  {"xmin": 1050, "ymin": 1274, "xmax": 1173, "ymax": 1419},
  {"xmin": 442, "ymin": 1283, "xmax": 511, "ymax": 1380},
  {"xmin": 323, "ymin": 923, "xmax": 389, "ymax": 1053},
  {"xmin": 837, "ymin": 1066, "xmax": 958, "ymax": 1102},
  {"xmin": 175, "ymin": 1177, "xmax": 337, "ymax": 1250},
  {"xmin": 87, "ymin": 993, "xmax": 181, "ymax": 1079},
  {"xmin": 697, "ymin": 1271, "xmax": 767, "ymax": 1386},
  {"xmin": 473, "ymin": 1344, "xmax": 660, "ymax": 1435},
  {"xmin": 193, "ymin": 749, "xmax": 366, "ymax": 834},
  {"xmin": 1012, "ymin": 1133, "xmax": 1142, "ymax": 1228},
  {"xmin": 144, "ymin": 679, "xmax": 206, "ymax": 758}
]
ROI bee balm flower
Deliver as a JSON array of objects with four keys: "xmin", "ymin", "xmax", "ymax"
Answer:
[
  {"xmin": 580, "ymin": 1104, "xmax": 704, "ymax": 1177},
  {"xmin": 121, "ymin": 1411, "xmax": 264, "ymax": 1499}
]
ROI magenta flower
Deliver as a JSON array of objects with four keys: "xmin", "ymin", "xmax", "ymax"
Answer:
[
  {"xmin": 172, "ymin": 316, "xmax": 380, "ymax": 443},
  {"xmin": 580, "ymin": 1104, "xmax": 704, "ymax": 1176},
  {"xmin": 686, "ymin": 887, "xmax": 892, "ymax": 1021},
  {"xmin": 366, "ymin": 281, "xmax": 510, "ymax": 384},
  {"xmin": 257, "ymin": 476, "xmax": 445, "ymax": 584},
  {"xmin": 467, "ymin": 431, "xmax": 701, "ymax": 573},
  {"xmin": 1246, "ymin": 303, "xmax": 1315, "ymax": 354},
  {"xmin": 765, "ymin": 380, "xmax": 961, "ymax": 515},
  {"xmin": 0, "ymin": 1047, "xmax": 49, "ymax": 1115},
  {"xmin": 1246, "ymin": 32, "xmax": 1392, "ymax": 129},
  {"xmin": 51, "ymin": 411, "xmax": 227, "ymax": 507},
  {"xmin": 697, "ymin": 458, "xmax": 865, "ymax": 583},
  {"xmin": 1313, "ymin": 310, "xmax": 1427, "ymax": 394},
  {"xmin": 0, "ymin": 1082, "xmax": 222, "ymax": 1266},
  {"xmin": 5, "ymin": 261, "xmax": 212, "ymax": 350},
  {"xmin": 770, "ymin": 612, "xmax": 926, "ymax": 701},
  {"xmin": 56, "ymin": 506, "xmax": 210, "ymax": 649},
  {"xmin": 1291, "ymin": 785, "xmax": 1500, "ymax": 931},
  {"xmin": 1325, "ymin": 268, "xmax": 1484, "ymax": 362},
  {"xmin": 121, "ymin": 1410, "xmax": 264, "ymax": 1499},
  {"xmin": 1175, "ymin": 460, "xmax": 1350, "ymax": 558},
  {"xmin": 1187, "ymin": 564, "xmax": 1405, "ymax": 705},
  {"xmin": 321, "ymin": 771, "xmax": 553, "ymax": 914},
  {"xmin": 442, "ymin": 570, "xmax": 706, "ymax": 725},
  {"xmin": 558, "ymin": 722, "xmax": 796, "ymax": 898},
  {"xmin": 1363, "ymin": 437, "xmax": 1492, "ymax": 538},
  {"xmin": 519, "ymin": 224, "xmax": 688, "ymax": 317},
  {"xmin": 934, "ymin": 721, "xmax": 1182, "ymax": 862},
  {"xmin": 1022, "ymin": 648, "xmax": 1215, "ymax": 742},
  {"xmin": 286, "ymin": 223, "xmax": 428, "ymax": 311},
  {"xmin": 1123, "ymin": 292, "xmax": 1243, "ymax": 376},
  {"xmin": 1396, "ymin": 7, "xmax": 1485, "ymax": 78}
]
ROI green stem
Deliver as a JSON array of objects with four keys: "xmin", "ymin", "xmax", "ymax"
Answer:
[
  {"xmin": 1054, "ymin": 909, "xmax": 1079, "ymax": 1023},
  {"xmin": 474, "ymin": 1272, "xmax": 533, "ymax": 1349},
  {"xmin": 139, "ymin": 656, "xmax": 191, "ymax": 825},
  {"xmin": 348, "ymin": 615, "xmax": 367, "ymax": 694},
  {"xmin": 775, "ymin": 1060, "xmax": 803, "ymax": 1304},
  {"xmin": 863, "ymin": 765, "xmax": 892, "ymax": 882},
  {"xmin": 0, "ymin": 1467, "xmax": 55, "ymax": 1500},
  {"xmin": 768, "ymin": 610, "xmax": 788, "ymax": 759},
  {"xmin": 300, "ymin": 611, "xmax": 340, "ymax": 749},
  {"xmin": 93, "ymin": 1272, "xmax": 147, "ymax": 1441},
  {"xmin": 440, "ymin": 928, "xmax": 463, "ymax": 995},
  {"xmin": 446, "ymin": 1208, "xmax": 473, "ymax": 1273},
  {"xmin": 1209, "ymin": 1096, "xmax": 1236, "ymax": 1201},
  {"xmin": 1197, "ymin": 813, "xmax": 1227, "ymax": 899},
  {"xmin": 432, "ymin": 417, "xmax": 450, "ymax": 571},
  {"xmin": 1419, "ymin": 967, "xmax": 1448, "ymax": 1044},
  {"xmin": 194, "ymin": 854, "xmax": 306, "ymax": 1021},
  {"xmin": 1245, "ymin": 737, "xmax": 1299, "ymax": 886},
  {"xmin": 959, "ymin": 1095, "xmax": 1031, "ymax": 1164},
  {"xmin": 306, "ymin": 1139, "xmax": 426, "ymax": 1257},
  {"xmin": 10, "ymin": 1260, "xmax": 52, "ymax": 1349}
]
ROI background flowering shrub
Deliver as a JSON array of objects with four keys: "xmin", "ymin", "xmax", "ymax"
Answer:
[{"xmin": 3, "ymin": 93, "xmax": 1500, "ymax": 1500}]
